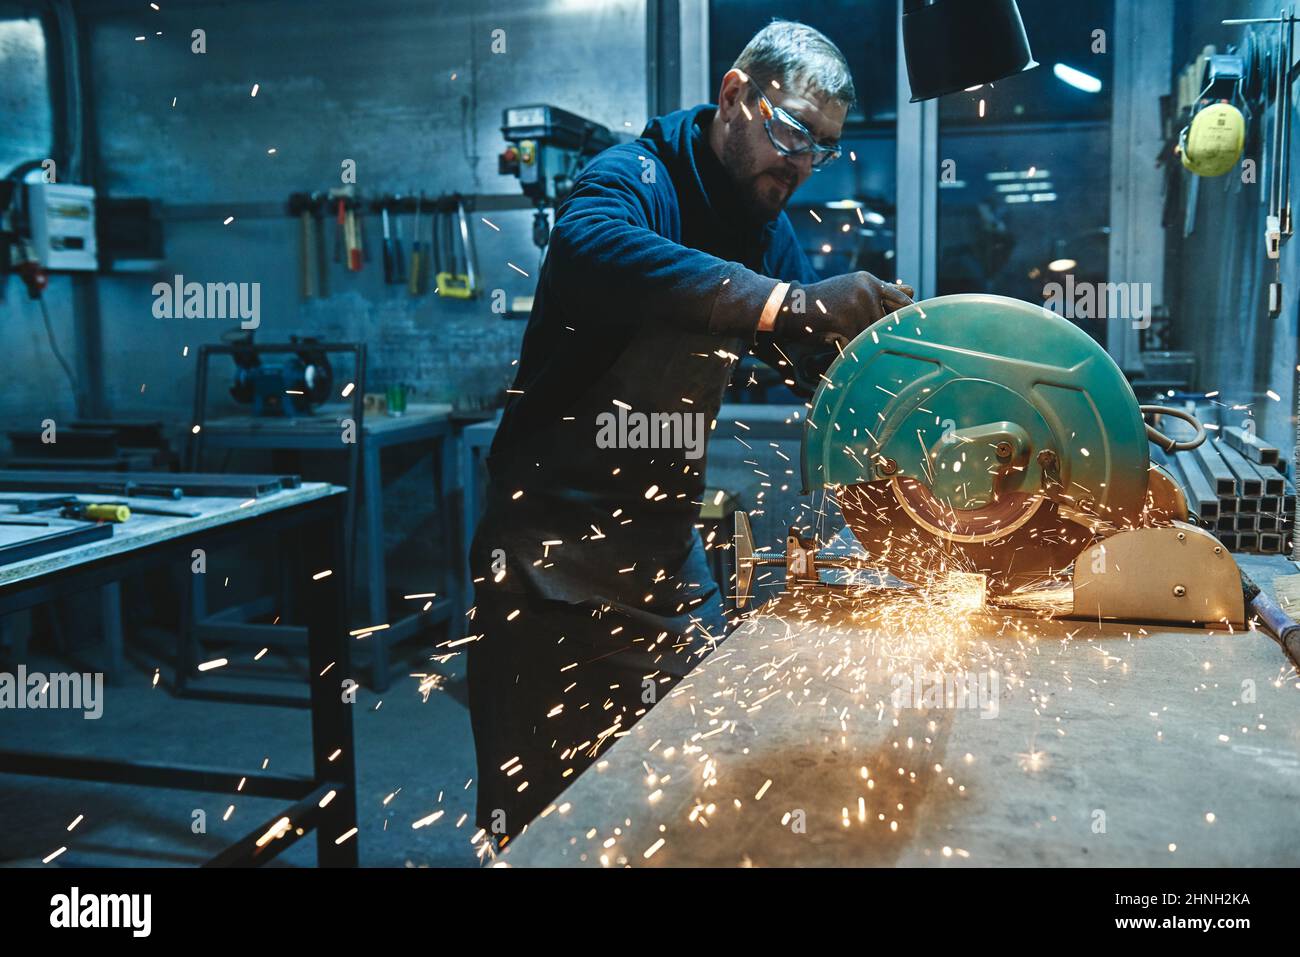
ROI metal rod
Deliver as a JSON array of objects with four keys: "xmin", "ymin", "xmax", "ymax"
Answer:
[
  {"xmin": 1275, "ymin": 23, "xmax": 1287, "ymax": 219},
  {"xmin": 159, "ymin": 193, "xmax": 537, "ymax": 222},
  {"xmin": 1283, "ymin": 8, "xmax": 1294, "ymax": 230},
  {"xmin": 814, "ymin": 555, "xmax": 870, "ymax": 568},
  {"xmin": 0, "ymin": 749, "xmax": 317, "ymax": 800},
  {"xmin": 753, "ymin": 551, "xmax": 871, "ymax": 568},
  {"xmin": 1223, "ymin": 16, "xmax": 1300, "ymax": 25},
  {"xmin": 203, "ymin": 782, "xmax": 337, "ymax": 867}
]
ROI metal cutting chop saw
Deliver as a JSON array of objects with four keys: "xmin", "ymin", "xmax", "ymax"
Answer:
[{"xmin": 735, "ymin": 294, "xmax": 1254, "ymax": 629}]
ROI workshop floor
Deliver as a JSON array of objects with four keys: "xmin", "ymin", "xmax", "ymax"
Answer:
[{"xmin": 0, "ymin": 635, "xmax": 481, "ymax": 868}]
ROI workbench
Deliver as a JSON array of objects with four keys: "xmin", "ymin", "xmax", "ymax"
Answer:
[
  {"xmin": 504, "ymin": 555, "xmax": 1300, "ymax": 867},
  {"xmin": 193, "ymin": 403, "xmax": 459, "ymax": 690},
  {"xmin": 0, "ymin": 483, "xmax": 359, "ymax": 866}
]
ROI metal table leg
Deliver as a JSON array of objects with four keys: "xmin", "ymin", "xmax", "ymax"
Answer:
[
  {"xmin": 304, "ymin": 496, "xmax": 359, "ymax": 867},
  {"xmin": 436, "ymin": 429, "xmax": 460, "ymax": 632},
  {"xmin": 100, "ymin": 582, "xmax": 123, "ymax": 684},
  {"xmin": 174, "ymin": 572, "xmax": 201, "ymax": 693},
  {"xmin": 458, "ymin": 437, "xmax": 481, "ymax": 639},
  {"xmin": 362, "ymin": 439, "xmax": 389, "ymax": 691}
]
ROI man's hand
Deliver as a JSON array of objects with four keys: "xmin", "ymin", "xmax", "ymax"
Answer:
[{"xmin": 772, "ymin": 272, "xmax": 914, "ymax": 345}]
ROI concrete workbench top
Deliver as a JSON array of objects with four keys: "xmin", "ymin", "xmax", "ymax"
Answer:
[{"xmin": 504, "ymin": 560, "xmax": 1300, "ymax": 867}]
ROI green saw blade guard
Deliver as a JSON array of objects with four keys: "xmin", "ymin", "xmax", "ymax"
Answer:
[{"xmin": 801, "ymin": 294, "xmax": 1150, "ymax": 526}]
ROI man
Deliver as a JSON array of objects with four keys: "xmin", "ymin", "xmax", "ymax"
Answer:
[{"xmin": 467, "ymin": 19, "xmax": 913, "ymax": 844}]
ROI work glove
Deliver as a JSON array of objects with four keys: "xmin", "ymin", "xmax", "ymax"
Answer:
[{"xmin": 774, "ymin": 272, "xmax": 914, "ymax": 346}]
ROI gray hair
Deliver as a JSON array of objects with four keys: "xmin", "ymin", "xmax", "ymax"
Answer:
[{"xmin": 731, "ymin": 19, "xmax": 856, "ymax": 109}]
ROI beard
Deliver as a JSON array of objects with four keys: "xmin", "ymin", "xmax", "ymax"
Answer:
[{"xmin": 720, "ymin": 132, "xmax": 798, "ymax": 222}]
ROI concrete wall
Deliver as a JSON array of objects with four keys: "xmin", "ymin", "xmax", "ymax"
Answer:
[
  {"xmin": 58, "ymin": 0, "xmax": 648, "ymax": 428},
  {"xmin": 1169, "ymin": 0, "xmax": 1300, "ymax": 452},
  {"xmin": 0, "ymin": 6, "xmax": 80, "ymax": 432},
  {"xmin": 0, "ymin": 0, "xmax": 826, "ymax": 604},
  {"xmin": 0, "ymin": 0, "xmax": 656, "ymax": 610},
  {"xmin": 0, "ymin": 284, "xmax": 82, "ymax": 432}
]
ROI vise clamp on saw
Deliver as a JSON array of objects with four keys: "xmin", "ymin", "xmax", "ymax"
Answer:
[{"xmin": 735, "ymin": 294, "xmax": 1252, "ymax": 631}]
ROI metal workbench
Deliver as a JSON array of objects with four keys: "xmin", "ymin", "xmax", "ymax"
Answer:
[
  {"xmin": 0, "ymin": 483, "xmax": 359, "ymax": 867},
  {"xmin": 193, "ymin": 402, "xmax": 459, "ymax": 690},
  {"xmin": 504, "ymin": 556, "xmax": 1300, "ymax": 867}
]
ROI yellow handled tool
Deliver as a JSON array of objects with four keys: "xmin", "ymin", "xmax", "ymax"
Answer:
[
  {"xmin": 62, "ymin": 503, "xmax": 131, "ymax": 522},
  {"xmin": 435, "ymin": 197, "xmax": 477, "ymax": 299},
  {"xmin": 435, "ymin": 273, "xmax": 473, "ymax": 299}
]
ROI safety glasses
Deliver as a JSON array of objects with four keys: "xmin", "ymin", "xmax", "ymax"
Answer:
[{"xmin": 752, "ymin": 87, "xmax": 842, "ymax": 171}]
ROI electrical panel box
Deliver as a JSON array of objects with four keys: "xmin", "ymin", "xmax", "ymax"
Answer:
[{"xmin": 27, "ymin": 183, "xmax": 97, "ymax": 270}]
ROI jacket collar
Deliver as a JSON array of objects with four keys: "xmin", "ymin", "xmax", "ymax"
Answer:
[{"xmin": 651, "ymin": 104, "xmax": 779, "ymax": 241}]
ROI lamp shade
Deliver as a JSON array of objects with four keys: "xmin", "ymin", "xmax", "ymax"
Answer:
[{"xmin": 902, "ymin": 0, "xmax": 1038, "ymax": 102}]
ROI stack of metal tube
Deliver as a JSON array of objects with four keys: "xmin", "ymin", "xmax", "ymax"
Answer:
[{"xmin": 1150, "ymin": 412, "xmax": 1293, "ymax": 554}]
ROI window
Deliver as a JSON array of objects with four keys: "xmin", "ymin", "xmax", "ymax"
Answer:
[
  {"xmin": 0, "ymin": 13, "xmax": 53, "ymax": 175},
  {"xmin": 936, "ymin": 0, "xmax": 1115, "ymax": 344}
]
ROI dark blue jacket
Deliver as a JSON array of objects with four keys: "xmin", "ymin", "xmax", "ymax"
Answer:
[
  {"xmin": 474, "ymin": 104, "xmax": 821, "ymax": 610},
  {"xmin": 489, "ymin": 104, "xmax": 820, "ymax": 476}
]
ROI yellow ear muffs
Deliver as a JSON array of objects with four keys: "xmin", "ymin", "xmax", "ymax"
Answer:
[{"xmin": 1179, "ymin": 101, "xmax": 1246, "ymax": 177}]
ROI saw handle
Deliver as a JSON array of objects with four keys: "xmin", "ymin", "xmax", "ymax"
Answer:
[
  {"xmin": 1240, "ymin": 570, "xmax": 1300, "ymax": 669},
  {"xmin": 1140, "ymin": 404, "xmax": 1207, "ymax": 452}
]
